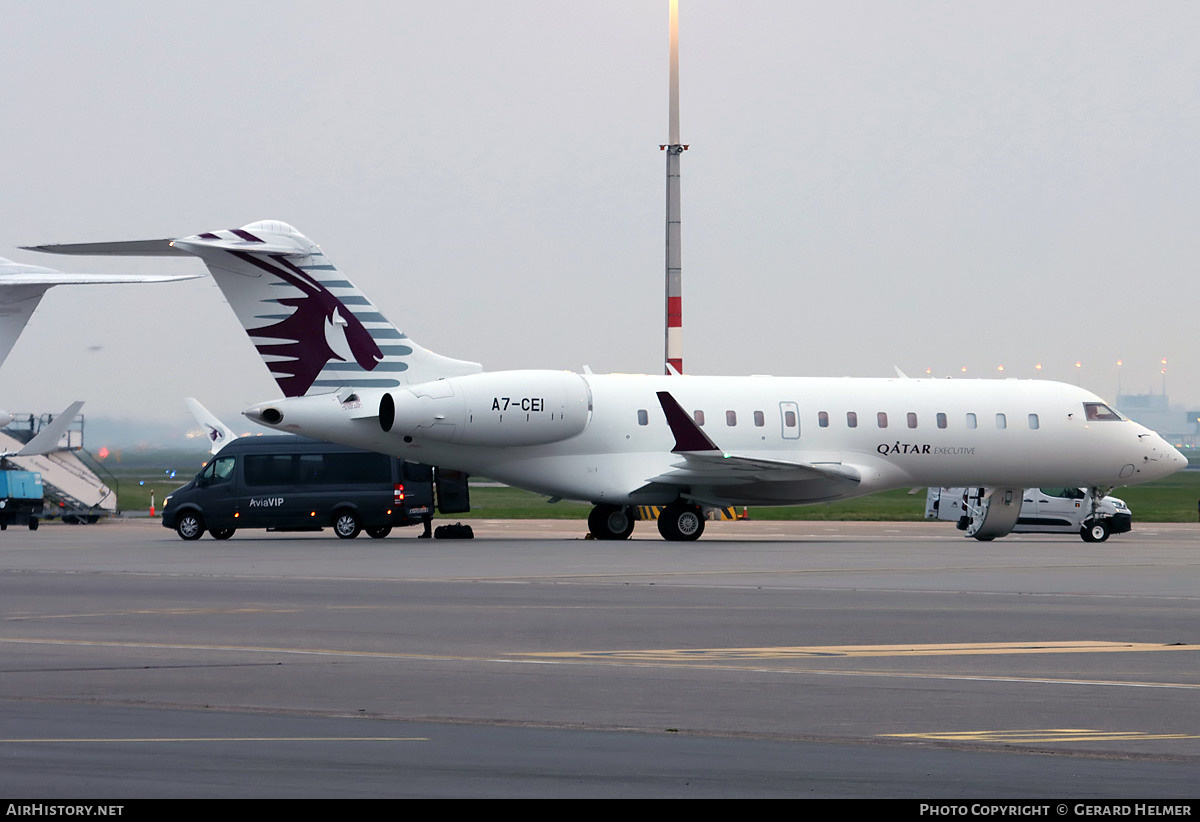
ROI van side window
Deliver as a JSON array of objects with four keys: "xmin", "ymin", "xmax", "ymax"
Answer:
[
  {"xmin": 322, "ymin": 452, "xmax": 391, "ymax": 484},
  {"xmin": 245, "ymin": 455, "xmax": 294, "ymax": 486}
]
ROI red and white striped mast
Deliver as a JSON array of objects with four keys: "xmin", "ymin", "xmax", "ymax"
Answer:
[{"xmin": 661, "ymin": 0, "xmax": 687, "ymax": 375}]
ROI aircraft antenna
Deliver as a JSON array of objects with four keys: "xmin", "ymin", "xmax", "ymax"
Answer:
[{"xmin": 661, "ymin": 0, "xmax": 687, "ymax": 375}]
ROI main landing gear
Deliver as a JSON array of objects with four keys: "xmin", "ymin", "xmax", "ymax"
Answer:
[
  {"xmin": 585, "ymin": 501, "xmax": 706, "ymax": 542},
  {"xmin": 656, "ymin": 502, "xmax": 705, "ymax": 542},
  {"xmin": 587, "ymin": 504, "xmax": 635, "ymax": 540}
]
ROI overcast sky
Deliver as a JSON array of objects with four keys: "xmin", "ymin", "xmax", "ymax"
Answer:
[{"xmin": 2, "ymin": 1, "xmax": 1198, "ymax": 445}]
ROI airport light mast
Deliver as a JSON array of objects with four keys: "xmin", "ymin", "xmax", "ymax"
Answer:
[{"xmin": 661, "ymin": 0, "xmax": 687, "ymax": 375}]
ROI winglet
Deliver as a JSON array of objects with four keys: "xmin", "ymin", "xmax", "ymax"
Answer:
[{"xmin": 656, "ymin": 391, "xmax": 721, "ymax": 453}]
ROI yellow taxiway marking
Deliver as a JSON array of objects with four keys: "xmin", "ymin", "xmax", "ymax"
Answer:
[
  {"xmin": 520, "ymin": 640, "xmax": 1195, "ymax": 662},
  {"xmin": 2, "ymin": 637, "xmax": 1196, "ymax": 689},
  {"xmin": 882, "ymin": 729, "xmax": 1200, "ymax": 744},
  {"xmin": 0, "ymin": 737, "xmax": 428, "ymax": 744},
  {"xmin": 4, "ymin": 608, "xmax": 297, "ymax": 621}
]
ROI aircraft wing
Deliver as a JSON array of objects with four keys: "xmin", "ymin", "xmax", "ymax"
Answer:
[
  {"xmin": 644, "ymin": 450, "xmax": 861, "ymax": 487},
  {"xmin": 0, "ymin": 258, "xmax": 200, "ymax": 284},
  {"xmin": 0, "ymin": 401, "xmax": 85, "ymax": 458},
  {"xmin": 647, "ymin": 390, "xmax": 861, "ymax": 498}
]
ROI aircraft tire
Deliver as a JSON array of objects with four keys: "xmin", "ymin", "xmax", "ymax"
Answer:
[
  {"xmin": 1081, "ymin": 520, "xmax": 1109, "ymax": 543},
  {"xmin": 367, "ymin": 526, "xmax": 392, "ymax": 539},
  {"xmin": 588, "ymin": 504, "xmax": 635, "ymax": 540},
  {"xmin": 210, "ymin": 528, "xmax": 236, "ymax": 540},
  {"xmin": 657, "ymin": 503, "xmax": 704, "ymax": 542},
  {"xmin": 333, "ymin": 510, "xmax": 361, "ymax": 539},
  {"xmin": 176, "ymin": 512, "xmax": 204, "ymax": 541}
]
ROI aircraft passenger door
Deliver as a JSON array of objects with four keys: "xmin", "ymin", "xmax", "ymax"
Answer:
[{"xmin": 779, "ymin": 402, "xmax": 800, "ymax": 439}]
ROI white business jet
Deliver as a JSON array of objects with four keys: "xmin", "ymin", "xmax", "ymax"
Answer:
[{"xmin": 26, "ymin": 221, "xmax": 1186, "ymax": 541}]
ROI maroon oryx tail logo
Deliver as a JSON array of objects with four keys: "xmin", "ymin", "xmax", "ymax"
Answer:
[{"xmin": 230, "ymin": 251, "xmax": 383, "ymax": 397}]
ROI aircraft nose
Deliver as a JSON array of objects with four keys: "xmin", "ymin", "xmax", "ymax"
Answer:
[
  {"xmin": 1148, "ymin": 435, "xmax": 1188, "ymax": 477},
  {"xmin": 1168, "ymin": 443, "xmax": 1189, "ymax": 470}
]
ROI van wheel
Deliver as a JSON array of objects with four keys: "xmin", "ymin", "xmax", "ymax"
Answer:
[
  {"xmin": 333, "ymin": 511, "xmax": 361, "ymax": 539},
  {"xmin": 366, "ymin": 526, "xmax": 392, "ymax": 539},
  {"xmin": 210, "ymin": 528, "xmax": 236, "ymax": 540},
  {"xmin": 176, "ymin": 512, "xmax": 204, "ymax": 541}
]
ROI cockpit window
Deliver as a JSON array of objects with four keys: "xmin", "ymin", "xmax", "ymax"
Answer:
[{"xmin": 1083, "ymin": 402, "xmax": 1122, "ymax": 421}]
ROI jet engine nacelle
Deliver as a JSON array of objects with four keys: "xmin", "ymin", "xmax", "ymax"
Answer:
[
  {"xmin": 380, "ymin": 370, "xmax": 591, "ymax": 447},
  {"xmin": 961, "ymin": 487, "xmax": 1024, "ymax": 541}
]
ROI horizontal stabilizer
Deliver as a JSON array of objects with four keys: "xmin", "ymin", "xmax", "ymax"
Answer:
[{"xmin": 21, "ymin": 239, "xmax": 186, "ymax": 257}]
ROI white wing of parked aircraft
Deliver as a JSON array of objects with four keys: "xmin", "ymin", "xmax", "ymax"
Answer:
[
  {"xmin": 0, "ymin": 257, "xmax": 200, "ymax": 372},
  {"xmin": 1, "ymin": 400, "xmax": 85, "ymax": 458},
  {"xmin": 26, "ymin": 221, "xmax": 1188, "ymax": 541}
]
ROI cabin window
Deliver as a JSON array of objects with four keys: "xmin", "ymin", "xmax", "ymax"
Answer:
[
  {"xmin": 966, "ymin": 413, "xmax": 977, "ymax": 429},
  {"xmin": 818, "ymin": 411, "xmax": 829, "ymax": 428},
  {"xmin": 637, "ymin": 409, "xmax": 648, "ymax": 426},
  {"xmin": 1083, "ymin": 402, "xmax": 1121, "ymax": 421},
  {"xmin": 693, "ymin": 410, "xmax": 705, "ymax": 426},
  {"xmin": 1028, "ymin": 413, "xmax": 1039, "ymax": 430},
  {"xmin": 780, "ymin": 402, "xmax": 801, "ymax": 439},
  {"xmin": 936, "ymin": 412, "xmax": 947, "ymax": 429},
  {"xmin": 726, "ymin": 410, "xmax": 737, "ymax": 426},
  {"xmin": 753, "ymin": 411, "xmax": 765, "ymax": 427},
  {"xmin": 996, "ymin": 413, "xmax": 1007, "ymax": 429},
  {"xmin": 907, "ymin": 412, "xmax": 918, "ymax": 429},
  {"xmin": 877, "ymin": 412, "xmax": 888, "ymax": 428},
  {"xmin": 847, "ymin": 411, "xmax": 858, "ymax": 428}
]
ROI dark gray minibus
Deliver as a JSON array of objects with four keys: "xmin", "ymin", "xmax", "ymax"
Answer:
[{"xmin": 161, "ymin": 436, "xmax": 468, "ymax": 540}]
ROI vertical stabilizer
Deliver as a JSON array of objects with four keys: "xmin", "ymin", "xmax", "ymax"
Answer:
[
  {"xmin": 184, "ymin": 398, "xmax": 236, "ymax": 454},
  {"xmin": 169, "ymin": 221, "xmax": 482, "ymax": 397}
]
